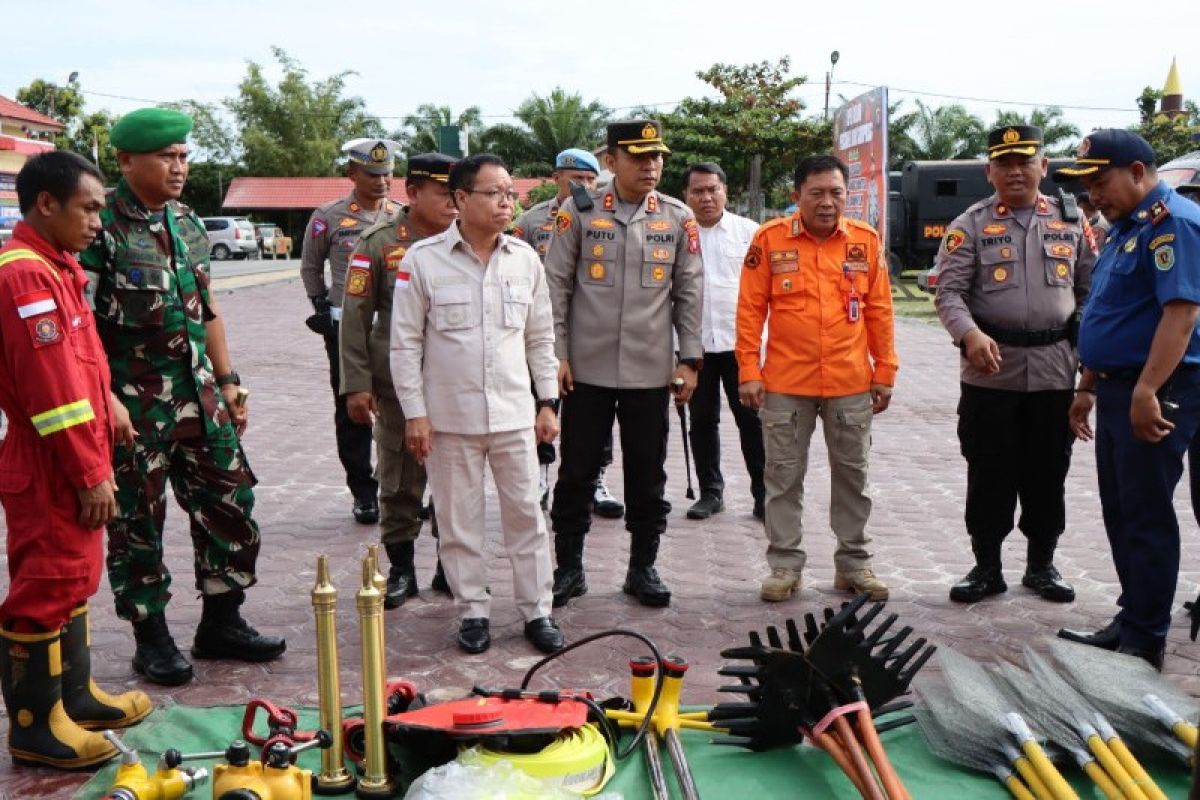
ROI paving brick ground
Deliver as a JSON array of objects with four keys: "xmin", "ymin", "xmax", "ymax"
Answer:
[{"xmin": 3, "ymin": 278, "xmax": 1200, "ymax": 797}]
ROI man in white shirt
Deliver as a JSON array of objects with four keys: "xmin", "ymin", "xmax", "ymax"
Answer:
[
  {"xmin": 682, "ymin": 163, "xmax": 766, "ymax": 520},
  {"xmin": 390, "ymin": 154, "xmax": 563, "ymax": 656}
]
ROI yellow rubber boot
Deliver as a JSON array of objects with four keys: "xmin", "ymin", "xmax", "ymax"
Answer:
[
  {"xmin": 60, "ymin": 605, "xmax": 152, "ymax": 730},
  {"xmin": 0, "ymin": 626, "xmax": 118, "ymax": 770}
]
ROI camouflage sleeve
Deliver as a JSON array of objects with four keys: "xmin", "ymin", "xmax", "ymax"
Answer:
[
  {"xmin": 338, "ymin": 233, "xmax": 377, "ymax": 396},
  {"xmin": 543, "ymin": 201, "xmax": 581, "ymax": 361},
  {"xmin": 301, "ymin": 207, "xmax": 332, "ymax": 299},
  {"xmin": 932, "ymin": 213, "xmax": 979, "ymax": 345},
  {"xmin": 671, "ymin": 210, "xmax": 704, "ymax": 360}
]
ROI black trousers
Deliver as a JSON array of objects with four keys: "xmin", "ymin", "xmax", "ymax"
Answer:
[
  {"xmin": 551, "ymin": 382, "xmax": 669, "ymax": 537},
  {"xmin": 322, "ymin": 324, "xmax": 378, "ymax": 501},
  {"xmin": 957, "ymin": 383, "xmax": 1073, "ymax": 563},
  {"xmin": 687, "ymin": 350, "xmax": 765, "ymax": 502}
]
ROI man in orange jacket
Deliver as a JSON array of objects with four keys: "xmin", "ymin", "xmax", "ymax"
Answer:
[
  {"xmin": 0, "ymin": 151, "xmax": 150, "ymax": 770},
  {"xmin": 736, "ymin": 154, "xmax": 898, "ymax": 603}
]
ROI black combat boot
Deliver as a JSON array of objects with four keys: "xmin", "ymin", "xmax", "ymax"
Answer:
[
  {"xmin": 552, "ymin": 533, "xmax": 588, "ymax": 608},
  {"xmin": 384, "ymin": 542, "xmax": 419, "ymax": 609},
  {"xmin": 948, "ymin": 537, "xmax": 1006, "ymax": 603},
  {"xmin": 1022, "ymin": 536, "xmax": 1075, "ymax": 603},
  {"xmin": 191, "ymin": 590, "xmax": 287, "ymax": 662},
  {"xmin": 623, "ymin": 533, "xmax": 671, "ymax": 607},
  {"xmin": 1, "ymin": 626, "xmax": 117, "ymax": 769},
  {"xmin": 61, "ymin": 605, "xmax": 152, "ymax": 729},
  {"xmin": 132, "ymin": 613, "xmax": 193, "ymax": 686}
]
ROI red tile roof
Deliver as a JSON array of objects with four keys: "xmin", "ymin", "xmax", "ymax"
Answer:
[
  {"xmin": 0, "ymin": 95, "xmax": 65, "ymax": 130},
  {"xmin": 222, "ymin": 176, "xmax": 549, "ymax": 210}
]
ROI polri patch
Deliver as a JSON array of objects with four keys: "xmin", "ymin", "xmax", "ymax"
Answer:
[
  {"xmin": 943, "ymin": 229, "xmax": 967, "ymax": 255},
  {"xmin": 555, "ymin": 211, "xmax": 573, "ymax": 235},
  {"xmin": 1155, "ymin": 246, "xmax": 1175, "ymax": 271}
]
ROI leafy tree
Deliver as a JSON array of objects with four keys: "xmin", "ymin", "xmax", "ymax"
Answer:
[
  {"xmin": 889, "ymin": 100, "xmax": 986, "ymax": 161},
  {"xmin": 523, "ymin": 180, "xmax": 558, "ymax": 206},
  {"xmin": 399, "ymin": 104, "xmax": 482, "ymax": 157},
  {"xmin": 656, "ymin": 58, "xmax": 829, "ymax": 214},
  {"xmin": 65, "ymin": 109, "xmax": 120, "ymax": 182},
  {"xmin": 993, "ymin": 106, "xmax": 1080, "ymax": 156},
  {"xmin": 480, "ymin": 88, "xmax": 609, "ymax": 176},
  {"xmin": 225, "ymin": 47, "xmax": 382, "ymax": 177},
  {"xmin": 15, "ymin": 77, "xmax": 83, "ymax": 129},
  {"xmin": 1133, "ymin": 87, "xmax": 1200, "ymax": 163}
]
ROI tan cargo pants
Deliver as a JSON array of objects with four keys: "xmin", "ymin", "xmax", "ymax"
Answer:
[{"xmin": 759, "ymin": 391, "xmax": 875, "ymax": 573}]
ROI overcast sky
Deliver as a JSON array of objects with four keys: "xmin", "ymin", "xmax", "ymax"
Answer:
[{"xmin": 3, "ymin": 0, "xmax": 1195, "ymax": 142}]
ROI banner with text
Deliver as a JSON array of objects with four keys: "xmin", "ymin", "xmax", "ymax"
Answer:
[{"xmin": 832, "ymin": 86, "xmax": 888, "ymax": 253}]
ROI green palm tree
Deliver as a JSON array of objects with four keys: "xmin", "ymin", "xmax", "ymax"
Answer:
[
  {"xmin": 891, "ymin": 100, "xmax": 986, "ymax": 161},
  {"xmin": 400, "ymin": 104, "xmax": 482, "ymax": 155},
  {"xmin": 514, "ymin": 88, "xmax": 609, "ymax": 162}
]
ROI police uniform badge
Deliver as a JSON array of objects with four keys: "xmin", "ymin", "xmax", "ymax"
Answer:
[
  {"xmin": 943, "ymin": 229, "xmax": 967, "ymax": 255},
  {"xmin": 646, "ymin": 194, "xmax": 658, "ymax": 213},
  {"xmin": 370, "ymin": 142, "xmax": 388, "ymax": 164},
  {"xmin": 1002, "ymin": 128, "xmax": 1020, "ymax": 144},
  {"xmin": 555, "ymin": 211, "xmax": 572, "ymax": 235},
  {"xmin": 1123, "ymin": 238, "xmax": 1138, "ymax": 253},
  {"xmin": 993, "ymin": 267, "xmax": 1009, "ymax": 283},
  {"xmin": 652, "ymin": 266, "xmax": 666, "ymax": 282},
  {"xmin": 591, "ymin": 244, "xmax": 604, "ymax": 257},
  {"xmin": 1056, "ymin": 262, "xmax": 1070, "ymax": 279},
  {"xmin": 983, "ymin": 224, "xmax": 1007, "ymax": 235},
  {"xmin": 646, "ymin": 221, "xmax": 670, "ymax": 232},
  {"xmin": 386, "ymin": 247, "xmax": 407, "ymax": 271},
  {"xmin": 589, "ymin": 263, "xmax": 606, "ymax": 280},
  {"xmin": 652, "ymin": 248, "xmax": 671, "ymax": 262},
  {"xmin": 312, "ymin": 219, "xmax": 327, "ymax": 237},
  {"xmin": 346, "ymin": 267, "xmax": 371, "ymax": 296}
]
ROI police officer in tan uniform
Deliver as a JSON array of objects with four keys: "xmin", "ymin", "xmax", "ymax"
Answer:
[
  {"xmin": 340, "ymin": 153, "xmax": 458, "ymax": 608},
  {"xmin": 545, "ymin": 119, "xmax": 704, "ymax": 608},
  {"xmin": 301, "ymin": 139, "xmax": 402, "ymax": 524},
  {"xmin": 934, "ymin": 125, "xmax": 1095, "ymax": 604}
]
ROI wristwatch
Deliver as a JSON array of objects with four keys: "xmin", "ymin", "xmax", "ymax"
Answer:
[
  {"xmin": 679, "ymin": 358, "xmax": 703, "ymax": 372},
  {"xmin": 535, "ymin": 398, "xmax": 560, "ymax": 414},
  {"xmin": 215, "ymin": 372, "xmax": 241, "ymax": 387}
]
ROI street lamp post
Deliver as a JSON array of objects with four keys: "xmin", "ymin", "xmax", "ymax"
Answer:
[{"xmin": 823, "ymin": 51, "xmax": 840, "ymax": 121}]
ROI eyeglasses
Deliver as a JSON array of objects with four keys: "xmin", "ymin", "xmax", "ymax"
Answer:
[{"xmin": 466, "ymin": 188, "xmax": 520, "ymax": 203}]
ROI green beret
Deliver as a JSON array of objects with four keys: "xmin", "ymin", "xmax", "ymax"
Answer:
[{"xmin": 110, "ymin": 108, "xmax": 193, "ymax": 153}]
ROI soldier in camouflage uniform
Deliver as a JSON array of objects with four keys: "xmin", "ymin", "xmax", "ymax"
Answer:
[
  {"xmin": 301, "ymin": 138, "xmax": 403, "ymax": 525},
  {"xmin": 80, "ymin": 108, "xmax": 286, "ymax": 686},
  {"xmin": 340, "ymin": 153, "xmax": 458, "ymax": 608}
]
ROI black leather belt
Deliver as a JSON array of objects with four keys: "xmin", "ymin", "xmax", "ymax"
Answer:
[
  {"xmin": 1097, "ymin": 363, "xmax": 1200, "ymax": 382},
  {"xmin": 977, "ymin": 323, "xmax": 1068, "ymax": 347}
]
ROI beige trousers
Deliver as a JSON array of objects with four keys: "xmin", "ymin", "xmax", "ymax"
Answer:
[
  {"xmin": 759, "ymin": 391, "xmax": 874, "ymax": 573},
  {"xmin": 425, "ymin": 427, "xmax": 553, "ymax": 621}
]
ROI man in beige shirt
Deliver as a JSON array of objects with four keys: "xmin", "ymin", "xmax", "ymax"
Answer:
[{"xmin": 391, "ymin": 154, "xmax": 563, "ymax": 656}]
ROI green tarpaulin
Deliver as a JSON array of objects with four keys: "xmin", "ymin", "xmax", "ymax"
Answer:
[{"xmin": 76, "ymin": 704, "xmax": 1192, "ymax": 798}]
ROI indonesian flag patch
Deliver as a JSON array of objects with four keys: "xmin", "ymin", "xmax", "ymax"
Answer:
[
  {"xmin": 395, "ymin": 270, "xmax": 411, "ymax": 291},
  {"xmin": 16, "ymin": 290, "xmax": 56, "ymax": 319}
]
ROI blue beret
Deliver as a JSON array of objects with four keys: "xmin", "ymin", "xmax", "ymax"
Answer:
[
  {"xmin": 110, "ymin": 108, "xmax": 193, "ymax": 153},
  {"xmin": 554, "ymin": 148, "xmax": 600, "ymax": 174}
]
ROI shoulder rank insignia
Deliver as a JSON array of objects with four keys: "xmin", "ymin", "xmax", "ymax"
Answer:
[
  {"xmin": 349, "ymin": 202, "xmax": 360, "ymax": 213},
  {"xmin": 1151, "ymin": 201, "xmax": 1170, "ymax": 225},
  {"xmin": 791, "ymin": 217, "xmax": 801, "ymax": 237},
  {"xmin": 646, "ymin": 194, "xmax": 658, "ymax": 213},
  {"xmin": 1036, "ymin": 197, "xmax": 1050, "ymax": 215},
  {"xmin": 603, "ymin": 193, "xmax": 614, "ymax": 211},
  {"xmin": 397, "ymin": 224, "xmax": 410, "ymax": 240},
  {"xmin": 994, "ymin": 203, "xmax": 1010, "ymax": 218}
]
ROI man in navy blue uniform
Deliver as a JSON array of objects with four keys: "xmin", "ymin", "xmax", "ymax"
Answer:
[{"xmin": 1056, "ymin": 130, "xmax": 1200, "ymax": 670}]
